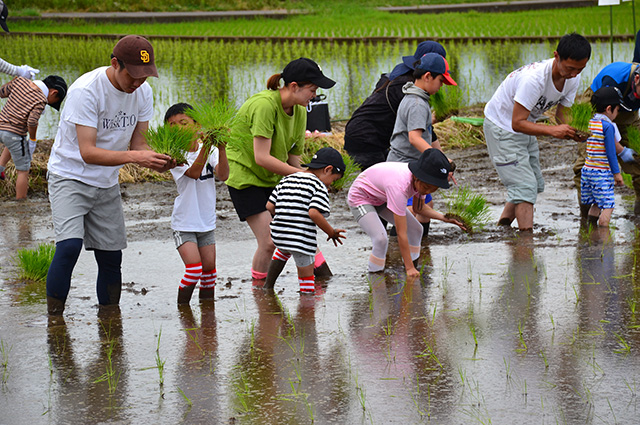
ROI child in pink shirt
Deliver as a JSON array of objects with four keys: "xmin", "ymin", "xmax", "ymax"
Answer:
[{"xmin": 348, "ymin": 149, "xmax": 464, "ymax": 277}]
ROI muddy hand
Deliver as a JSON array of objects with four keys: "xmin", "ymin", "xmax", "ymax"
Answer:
[
  {"xmin": 550, "ymin": 124, "xmax": 575, "ymax": 140},
  {"xmin": 327, "ymin": 229, "xmax": 347, "ymax": 246}
]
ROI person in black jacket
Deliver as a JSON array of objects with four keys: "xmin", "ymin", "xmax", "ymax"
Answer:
[{"xmin": 344, "ymin": 41, "xmax": 446, "ymax": 170}]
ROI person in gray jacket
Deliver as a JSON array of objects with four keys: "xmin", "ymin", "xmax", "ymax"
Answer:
[{"xmin": 387, "ymin": 52, "xmax": 457, "ymax": 163}]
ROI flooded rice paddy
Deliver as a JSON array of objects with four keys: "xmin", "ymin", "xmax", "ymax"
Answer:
[{"xmin": 2, "ymin": 141, "xmax": 640, "ymax": 424}]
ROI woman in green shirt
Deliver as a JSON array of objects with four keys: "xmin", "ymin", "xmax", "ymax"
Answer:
[{"xmin": 226, "ymin": 57, "xmax": 336, "ymax": 286}]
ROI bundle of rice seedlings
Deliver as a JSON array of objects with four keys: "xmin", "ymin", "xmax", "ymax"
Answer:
[
  {"xmin": 186, "ymin": 100, "xmax": 243, "ymax": 150},
  {"xmin": 430, "ymin": 86, "xmax": 462, "ymax": 121},
  {"xmin": 144, "ymin": 123, "xmax": 196, "ymax": 164},
  {"xmin": 442, "ymin": 185, "xmax": 491, "ymax": 233},
  {"xmin": 434, "ymin": 118, "xmax": 485, "ymax": 150},
  {"xmin": 15, "ymin": 242, "xmax": 55, "ymax": 283},
  {"xmin": 568, "ymin": 101, "xmax": 594, "ymax": 141}
]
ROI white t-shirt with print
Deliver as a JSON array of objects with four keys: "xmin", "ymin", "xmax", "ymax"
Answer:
[
  {"xmin": 484, "ymin": 58, "xmax": 581, "ymax": 133},
  {"xmin": 48, "ymin": 66, "xmax": 154, "ymax": 188},
  {"xmin": 170, "ymin": 146, "xmax": 220, "ymax": 232}
]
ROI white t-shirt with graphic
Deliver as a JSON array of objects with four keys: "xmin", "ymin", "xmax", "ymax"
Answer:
[
  {"xmin": 170, "ymin": 146, "xmax": 220, "ymax": 232},
  {"xmin": 48, "ymin": 66, "xmax": 154, "ymax": 188},
  {"xmin": 484, "ymin": 58, "xmax": 581, "ymax": 133}
]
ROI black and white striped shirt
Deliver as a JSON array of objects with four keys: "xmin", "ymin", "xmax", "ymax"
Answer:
[{"xmin": 269, "ymin": 171, "xmax": 331, "ymax": 256}]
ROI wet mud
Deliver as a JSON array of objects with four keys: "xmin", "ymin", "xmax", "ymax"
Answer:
[{"xmin": 2, "ymin": 138, "xmax": 640, "ymax": 424}]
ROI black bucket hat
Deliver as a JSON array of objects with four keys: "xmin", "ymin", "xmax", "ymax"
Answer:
[
  {"xmin": 43, "ymin": 75, "xmax": 68, "ymax": 111},
  {"xmin": 408, "ymin": 149, "xmax": 451, "ymax": 189}
]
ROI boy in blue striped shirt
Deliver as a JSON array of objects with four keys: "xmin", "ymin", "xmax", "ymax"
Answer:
[{"xmin": 581, "ymin": 86, "xmax": 631, "ymax": 227}]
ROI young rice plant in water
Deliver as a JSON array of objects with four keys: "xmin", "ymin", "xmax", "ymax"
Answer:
[
  {"xmin": 15, "ymin": 242, "xmax": 55, "ymax": 282},
  {"xmin": 145, "ymin": 123, "xmax": 196, "ymax": 164},
  {"xmin": 443, "ymin": 185, "xmax": 491, "ymax": 232},
  {"xmin": 430, "ymin": 86, "xmax": 462, "ymax": 121}
]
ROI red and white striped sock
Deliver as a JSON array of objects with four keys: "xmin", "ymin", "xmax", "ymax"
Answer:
[
  {"xmin": 272, "ymin": 249, "xmax": 291, "ymax": 262},
  {"xmin": 200, "ymin": 268, "xmax": 217, "ymax": 291},
  {"xmin": 299, "ymin": 275, "xmax": 315, "ymax": 293},
  {"xmin": 180, "ymin": 262, "xmax": 202, "ymax": 290}
]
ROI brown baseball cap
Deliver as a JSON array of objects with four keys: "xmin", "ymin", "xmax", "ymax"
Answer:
[{"xmin": 112, "ymin": 35, "xmax": 158, "ymax": 79}]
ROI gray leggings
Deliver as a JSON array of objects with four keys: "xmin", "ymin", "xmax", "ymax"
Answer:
[{"xmin": 351, "ymin": 204, "xmax": 423, "ymax": 272}]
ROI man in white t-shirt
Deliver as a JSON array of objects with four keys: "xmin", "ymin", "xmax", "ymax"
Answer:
[
  {"xmin": 46, "ymin": 35, "xmax": 174, "ymax": 316},
  {"xmin": 483, "ymin": 33, "xmax": 591, "ymax": 231}
]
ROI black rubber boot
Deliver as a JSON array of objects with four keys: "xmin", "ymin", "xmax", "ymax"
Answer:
[
  {"xmin": 314, "ymin": 261, "xmax": 333, "ymax": 278},
  {"xmin": 264, "ymin": 259, "xmax": 287, "ymax": 289},
  {"xmin": 177, "ymin": 285, "xmax": 196, "ymax": 304},
  {"xmin": 47, "ymin": 296, "xmax": 66, "ymax": 316},
  {"xmin": 106, "ymin": 282, "xmax": 122, "ymax": 305},
  {"xmin": 422, "ymin": 221, "xmax": 430, "ymax": 238},
  {"xmin": 587, "ymin": 215, "xmax": 599, "ymax": 228},
  {"xmin": 580, "ymin": 204, "xmax": 592, "ymax": 219},
  {"xmin": 634, "ymin": 200, "xmax": 640, "ymax": 216}
]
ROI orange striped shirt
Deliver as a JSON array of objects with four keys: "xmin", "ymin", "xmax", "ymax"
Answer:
[{"xmin": 0, "ymin": 76, "xmax": 47, "ymax": 136}]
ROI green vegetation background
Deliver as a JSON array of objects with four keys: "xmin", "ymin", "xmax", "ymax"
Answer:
[
  {"xmin": 14, "ymin": 0, "xmax": 549, "ymax": 13},
  {"xmin": 7, "ymin": 3, "xmax": 639, "ymax": 38}
]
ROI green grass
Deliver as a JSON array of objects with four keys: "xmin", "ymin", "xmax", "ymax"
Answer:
[
  {"xmin": 6, "ymin": 4, "xmax": 638, "ymax": 39},
  {"xmin": 442, "ymin": 185, "xmax": 491, "ymax": 232},
  {"xmin": 144, "ymin": 123, "xmax": 196, "ymax": 164},
  {"xmin": 14, "ymin": 242, "xmax": 55, "ymax": 283}
]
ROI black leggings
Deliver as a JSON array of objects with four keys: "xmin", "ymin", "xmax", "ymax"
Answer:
[{"xmin": 46, "ymin": 238, "xmax": 122, "ymax": 305}]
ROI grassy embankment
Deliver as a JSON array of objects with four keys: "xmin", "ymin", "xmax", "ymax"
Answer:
[{"xmin": 12, "ymin": 0, "xmax": 554, "ymax": 14}]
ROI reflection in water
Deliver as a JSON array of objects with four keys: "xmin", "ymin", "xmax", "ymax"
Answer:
[
  {"xmin": 175, "ymin": 302, "xmax": 219, "ymax": 422},
  {"xmin": 46, "ymin": 306, "xmax": 127, "ymax": 423},
  {"xmin": 230, "ymin": 290, "xmax": 350, "ymax": 424},
  {"xmin": 348, "ymin": 247, "xmax": 456, "ymax": 422}
]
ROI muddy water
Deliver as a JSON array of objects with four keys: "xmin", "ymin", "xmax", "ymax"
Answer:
[{"xmin": 2, "ymin": 140, "xmax": 640, "ymax": 424}]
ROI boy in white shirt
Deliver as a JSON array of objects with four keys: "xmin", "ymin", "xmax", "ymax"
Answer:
[
  {"xmin": 165, "ymin": 103, "xmax": 229, "ymax": 303},
  {"xmin": 483, "ymin": 33, "xmax": 591, "ymax": 231}
]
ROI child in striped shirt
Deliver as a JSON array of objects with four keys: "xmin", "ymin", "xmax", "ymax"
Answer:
[
  {"xmin": 0, "ymin": 75, "xmax": 66, "ymax": 198},
  {"xmin": 265, "ymin": 147, "xmax": 347, "ymax": 293},
  {"xmin": 581, "ymin": 86, "xmax": 631, "ymax": 227}
]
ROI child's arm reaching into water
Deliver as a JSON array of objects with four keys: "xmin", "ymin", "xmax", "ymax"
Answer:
[
  {"xmin": 413, "ymin": 196, "xmax": 467, "ymax": 231},
  {"xmin": 309, "ymin": 208, "xmax": 346, "ymax": 246}
]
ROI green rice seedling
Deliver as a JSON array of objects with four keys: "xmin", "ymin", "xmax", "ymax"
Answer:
[
  {"xmin": 442, "ymin": 185, "xmax": 491, "ymax": 232},
  {"xmin": 626, "ymin": 126, "xmax": 640, "ymax": 160},
  {"xmin": 430, "ymin": 86, "xmax": 462, "ymax": 121},
  {"xmin": 1, "ymin": 340, "xmax": 11, "ymax": 386},
  {"xmin": 177, "ymin": 387, "xmax": 193, "ymax": 407},
  {"xmin": 568, "ymin": 101, "xmax": 594, "ymax": 141},
  {"xmin": 144, "ymin": 123, "xmax": 196, "ymax": 165},
  {"xmin": 331, "ymin": 152, "xmax": 361, "ymax": 191},
  {"xmin": 155, "ymin": 329, "xmax": 166, "ymax": 389},
  {"xmin": 15, "ymin": 242, "xmax": 55, "ymax": 283},
  {"xmin": 93, "ymin": 324, "xmax": 121, "ymax": 394},
  {"xmin": 186, "ymin": 100, "xmax": 243, "ymax": 150}
]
